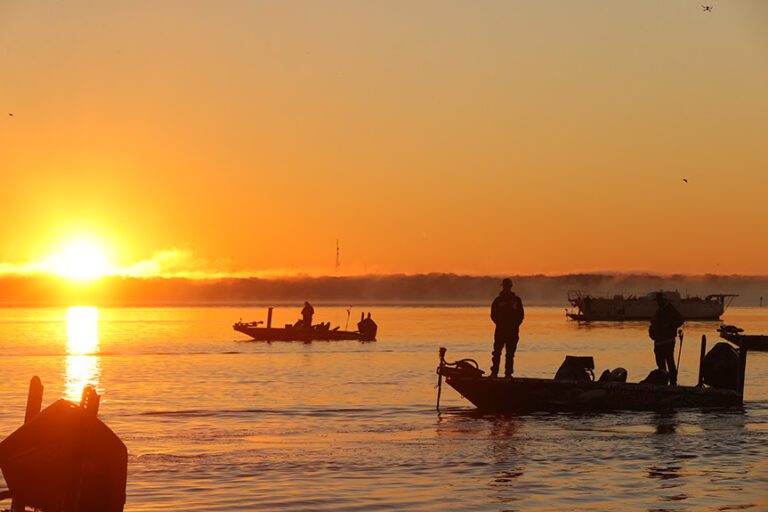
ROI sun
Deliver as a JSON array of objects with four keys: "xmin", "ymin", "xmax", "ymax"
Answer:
[{"xmin": 47, "ymin": 239, "xmax": 115, "ymax": 281}]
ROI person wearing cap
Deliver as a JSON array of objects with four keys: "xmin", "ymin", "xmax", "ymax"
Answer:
[
  {"xmin": 490, "ymin": 278, "xmax": 525, "ymax": 378},
  {"xmin": 648, "ymin": 292, "xmax": 684, "ymax": 385}
]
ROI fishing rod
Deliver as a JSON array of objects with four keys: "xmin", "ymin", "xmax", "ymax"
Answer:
[{"xmin": 676, "ymin": 329, "xmax": 684, "ymax": 374}]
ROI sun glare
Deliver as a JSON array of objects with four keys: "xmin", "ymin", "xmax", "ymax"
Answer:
[
  {"xmin": 67, "ymin": 306, "xmax": 99, "ymax": 354},
  {"xmin": 65, "ymin": 306, "xmax": 101, "ymax": 401},
  {"xmin": 48, "ymin": 240, "xmax": 114, "ymax": 280}
]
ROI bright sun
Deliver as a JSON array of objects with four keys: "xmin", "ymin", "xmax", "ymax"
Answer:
[{"xmin": 47, "ymin": 240, "xmax": 114, "ymax": 280}]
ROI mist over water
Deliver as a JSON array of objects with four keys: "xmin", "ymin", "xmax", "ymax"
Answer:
[{"xmin": 0, "ymin": 306, "xmax": 766, "ymax": 510}]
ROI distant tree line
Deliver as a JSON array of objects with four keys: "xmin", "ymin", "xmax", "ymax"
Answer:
[{"xmin": 0, "ymin": 273, "xmax": 765, "ymax": 307}]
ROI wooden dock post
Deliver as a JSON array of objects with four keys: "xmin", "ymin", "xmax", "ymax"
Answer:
[
  {"xmin": 12, "ymin": 376, "xmax": 44, "ymax": 512},
  {"xmin": 24, "ymin": 376, "xmax": 44, "ymax": 423},
  {"xmin": 80, "ymin": 384, "xmax": 100, "ymax": 417}
]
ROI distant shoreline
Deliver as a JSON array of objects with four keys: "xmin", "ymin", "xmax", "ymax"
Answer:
[{"xmin": 0, "ymin": 273, "xmax": 766, "ymax": 307}]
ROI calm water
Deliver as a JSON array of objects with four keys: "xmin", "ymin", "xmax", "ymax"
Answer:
[{"xmin": 0, "ymin": 306, "xmax": 766, "ymax": 511}]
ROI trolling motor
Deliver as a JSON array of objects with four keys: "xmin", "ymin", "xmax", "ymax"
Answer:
[
  {"xmin": 357, "ymin": 313, "xmax": 378, "ymax": 341},
  {"xmin": 0, "ymin": 377, "xmax": 127, "ymax": 512},
  {"xmin": 436, "ymin": 348, "xmax": 485, "ymax": 410}
]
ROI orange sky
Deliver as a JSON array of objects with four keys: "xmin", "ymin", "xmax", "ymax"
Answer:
[{"xmin": 1, "ymin": 1, "xmax": 767, "ymax": 277}]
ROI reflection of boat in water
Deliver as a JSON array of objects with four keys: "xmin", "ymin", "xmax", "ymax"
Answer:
[
  {"xmin": 234, "ymin": 307, "xmax": 377, "ymax": 342},
  {"xmin": 719, "ymin": 325, "xmax": 768, "ymax": 351},
  {"xmin": 566, "ymin": 290, "xmax": 737, "ymax": 321},
  {"xmin": 436, "ymin": 334, "xmax": 752, "ymax": 413}
]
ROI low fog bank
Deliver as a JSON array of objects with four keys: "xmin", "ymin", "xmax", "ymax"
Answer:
[{"xmin": 0, "ymin": 273, "xmax": 766, "ymax": 307}]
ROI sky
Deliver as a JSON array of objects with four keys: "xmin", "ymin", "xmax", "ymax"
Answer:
[{"xmin": 1, "ymin": 1, "xmax": 767, "ymax": 278}]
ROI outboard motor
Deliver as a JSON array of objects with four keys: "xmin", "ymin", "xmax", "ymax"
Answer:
[
  {"xmin": 357, "ymin": 314, "xmax": 378, "ymax": 341},
  {"xmin": 702, "ymin": 342, "xmax": 740, "ymax": 391},
  {"xmin": 555, "ymin": 356, "xmax": 595, "ymax": 381}
]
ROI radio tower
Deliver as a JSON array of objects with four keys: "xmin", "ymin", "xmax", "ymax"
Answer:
[{"xmin": 335, "ymin": 239, "xmax": 340, "ymax": 274}]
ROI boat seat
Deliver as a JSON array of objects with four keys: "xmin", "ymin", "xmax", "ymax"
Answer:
[{"xmin": 555, "ymin": 356, "xmax": 595, "ymax": 381}]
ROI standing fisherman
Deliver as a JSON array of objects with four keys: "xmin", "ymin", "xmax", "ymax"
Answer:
[
  {"xmin": 490, "ymin": 278, "xmax": 525, "ymax": 378},
  {"xmin": 648, "ymin": 292, "xmax": 684, "ymax": 385},
  {"xmin": 301, "ymin": 301, "xmax": 314, "ymax": 330}
]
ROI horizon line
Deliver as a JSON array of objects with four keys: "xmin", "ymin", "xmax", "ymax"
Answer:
[{"xmin": 2, "ymin": 270, "xmax": 768, "ymax": 281}]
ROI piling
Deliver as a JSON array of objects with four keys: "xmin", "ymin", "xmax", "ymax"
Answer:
[
  {"xmin": 24, "ymin": 377, "xmax": 43, "ymax": 424},
  {"xmin": 11, "ymin": 377, "xmax": 44, "ymax": 512},
  {"xmin": 267, "ymin": 307, "xmax": 273, "ymax": 329}
]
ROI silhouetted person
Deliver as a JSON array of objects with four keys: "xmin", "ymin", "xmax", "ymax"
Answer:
[
  {"xmin": 301, "ymin": 301, "xmax": 314, "ymax": 330},
  {"xmin": 490, "ymin": 278, "xmax": 524, "ymax": 378},
  {"xmin": 648, "ymin": 292, "xmax": 684, "ymax": 385}
]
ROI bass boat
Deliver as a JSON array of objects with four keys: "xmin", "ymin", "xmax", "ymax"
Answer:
[
  {"xmin": 234, "ymin": 307, "xmax": 377, "ymax": 342},
  {"xmin": 436, "ymin": 334, "xmax": 752, "ymax": 414},
  {"xmin": 566, "ymin": 290, "xmax": 737, "ymax": 321}
]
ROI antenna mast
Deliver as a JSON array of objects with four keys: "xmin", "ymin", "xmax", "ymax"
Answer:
[{"xmin": 335, "ymin": 239, "xmax": 340, "ymax": 274}]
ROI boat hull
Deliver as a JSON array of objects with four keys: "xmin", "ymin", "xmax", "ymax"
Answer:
[
  {"xmin": 567, "ymin": 291, "xmax": 734, "ymax": 321},
  {"xmin": 440, "ymin": 370, "xmax": 741, "ymax": 413},
  {"xmin": 233, "ymin": 323, "xmax": 366, "ymax": 342},
  {"xmin": 719, "ymin": 331, "xmax": 768, "ymax": 352}
]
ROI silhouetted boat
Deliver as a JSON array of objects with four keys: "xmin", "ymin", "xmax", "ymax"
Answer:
[
  {"xmin": 566, "ymin": 290, "xmax": 737, "ymax": 321},
  {"xmin": 436, "ymin": 335, "xmax": 751, "ymax": 413},
  {"xmin": 234, "ymin": 307, "xmax": 377, "ymax": 342},
  {"xmin": 719, "ymin": 325, "xmax": 768, "ymax": 351}
]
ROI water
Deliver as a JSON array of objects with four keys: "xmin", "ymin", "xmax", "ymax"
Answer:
[{"xmin": 0, "ymin": 306, "xmax": 766, "ymax": 510}]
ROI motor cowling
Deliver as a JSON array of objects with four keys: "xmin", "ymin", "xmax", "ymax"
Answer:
[{"xmin": 702, "ymin": 342, "xmax": 740, "ymax": 391}]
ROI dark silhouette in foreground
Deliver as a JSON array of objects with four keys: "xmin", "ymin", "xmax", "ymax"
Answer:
[
  {"xmin": 0, "ymin": 377, "xmax": 127, "ymax": 512},
  {"xmin": 649, "ymin": 292, "xmax": 685, "ymax": 385},
  {"xmin": 490, "ymin": 278, "xmax": 524, "ymax": 378}
]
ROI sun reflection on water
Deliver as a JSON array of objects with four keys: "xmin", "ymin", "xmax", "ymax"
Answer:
[{"xmin": 65, "ymin": 306, "xmax": 101, "ymax": 402}]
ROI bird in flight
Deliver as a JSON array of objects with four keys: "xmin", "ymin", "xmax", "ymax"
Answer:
[
  {"xmin": 702, "ymin": 5, "xmax": 713, "ymax": 12},
  {"xmin": 682, "ymin": 178, "xmax": 688, "ymax": 183}
]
